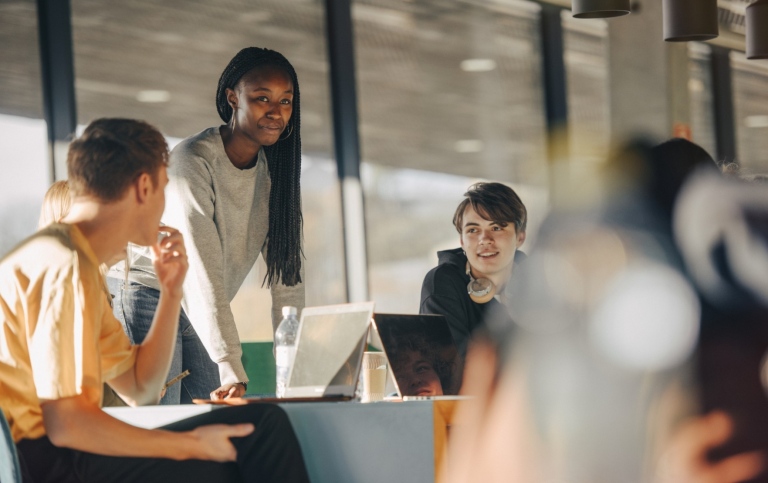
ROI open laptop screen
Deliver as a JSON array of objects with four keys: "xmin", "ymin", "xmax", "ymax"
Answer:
[
  {"xmin": 373, "ymin": 314, "xmax": 461, "ymax": 397},
  {"xmin": 287, "ymin": 302, "xmax": 374, "ymax": 397}
]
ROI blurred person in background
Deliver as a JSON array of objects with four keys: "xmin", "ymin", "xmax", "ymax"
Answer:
[
  {"xmin": 442, "ymin": 139, "xmax": 768, "ymax": 483},
  {"xmin": 37, "ymin": 180, "xmax": 72, "ymax": 229},
  {"xmin": 420, "ymin": 182, "xmax": 527, "ymax": 360},
  {"xmin": 109, "ymin": 47, "xmax": 305, "ymax": 403}
]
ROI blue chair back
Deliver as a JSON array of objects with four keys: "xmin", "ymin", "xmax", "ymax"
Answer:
[{"xmin": 0, "ymin": 410, "xmax": 21, "ymax": 483}]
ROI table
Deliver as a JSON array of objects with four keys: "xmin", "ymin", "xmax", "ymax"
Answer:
[{"xmin": 106, "ymin": 399, "xmax": 459, "ymax": 483}]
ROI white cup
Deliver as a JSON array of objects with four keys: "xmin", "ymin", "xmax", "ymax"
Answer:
[{"xmin": 361, "ymin": 351, "xmax": 388, "ymax": 403}]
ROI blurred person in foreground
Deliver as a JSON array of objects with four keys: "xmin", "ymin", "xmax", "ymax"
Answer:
[
  {"xmin": 420, "ymin": 182, "xmax": 527, "ymax": 359},
  {"xmin": 442, "ymin": 138, "xmax": 768, "ymax": 483},
  {"xmin": 0, "ymin": 118, "xmax": 309, "ymax": 483}
]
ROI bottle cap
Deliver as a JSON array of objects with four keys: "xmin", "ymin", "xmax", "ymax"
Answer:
[{"xmin": 282, "ymin": 306, "xmax": 298, "ymax": 317}]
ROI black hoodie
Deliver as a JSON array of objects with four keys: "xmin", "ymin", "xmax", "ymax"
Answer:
[{"xmin": 419, "ymin": 247, "xmax": 526, "ymax": 358}]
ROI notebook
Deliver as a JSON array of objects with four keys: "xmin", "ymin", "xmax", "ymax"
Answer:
[
  {"xmin": 194, "ymin": 301, "xmax": 375, "ymax": 405},
  {"xmin": 372, "ymin": 314, "xmax": 462, "ymax": 398}
]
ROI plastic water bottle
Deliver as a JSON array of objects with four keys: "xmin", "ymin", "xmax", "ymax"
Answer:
[{"xmin": 275, "ymin": 306, "xmax": 299, "ymax": 398}]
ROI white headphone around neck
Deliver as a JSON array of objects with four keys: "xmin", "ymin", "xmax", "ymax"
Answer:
[{"xmin": 466, "ymin": 261, "xmax": 496, "ymax": 304}]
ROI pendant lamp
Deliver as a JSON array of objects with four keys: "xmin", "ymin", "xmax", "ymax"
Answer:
[
  {"xmin": 572, "ymin": 0, "xmax": 630, "ymax": 19},
  {"xmin": 747, "ymin": 0, "xmax": 768, "ymax": 59},
  {"xmin": 662, "ymin": 0, "xmax": 718, "ymax": 41}
]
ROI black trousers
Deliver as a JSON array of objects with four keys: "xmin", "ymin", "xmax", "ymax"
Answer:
[{"xmin": 16, "ymin": 404, "xmax": 311, "ymax": 483}]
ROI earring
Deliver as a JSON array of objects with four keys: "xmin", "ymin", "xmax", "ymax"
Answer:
[{"xmin": 279, "ymin": 123, "xmax": 294, "ymax": 141}]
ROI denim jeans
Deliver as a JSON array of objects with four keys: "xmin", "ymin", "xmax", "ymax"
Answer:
[{"xmin": 107, "ymin": 278, "xmax": 221, "ymax": 404}]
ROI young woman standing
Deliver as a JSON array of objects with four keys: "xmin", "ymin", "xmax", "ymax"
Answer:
[{"xmin": 110, "ymin": 47, "xmax": 304, "ymax": 403}]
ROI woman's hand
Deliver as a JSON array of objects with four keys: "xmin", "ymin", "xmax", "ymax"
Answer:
[{"xmin": 210, "ymin": 383, "xmax": 246, "ymax": 400}]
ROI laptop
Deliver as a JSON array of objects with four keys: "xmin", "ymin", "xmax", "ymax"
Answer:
[
  {"xmin": 372, "ymin": 314, "xmax": 462, "ymax": 399},
  {"xmin": 284, "ymin": 301, "xmax": 374, "ymax": 398},
  {"xmin": 194, "ymin": 301, "xmax": 375, "ymax": 405}
]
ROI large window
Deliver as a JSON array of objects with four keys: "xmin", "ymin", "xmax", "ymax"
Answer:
[
  {"xmin": 562, "ymin": 12, "xmax": 609, "ymax": 164},
  {"xmin": 353, "ymin": 0, "xmax": 549, "ymax": 313},
  {"xmin": 71, "ymin": 0, "xmax": 346, "ymax": 340},
  {"xmin": 688, "ymin": 43, "xmax": 717, "ymax": 160},
  {"xmin": 731, "ymin": 51, "xmax": 768, "ymax": 173},
  {"xmin": 0, "ymin": 0, "xmax": 51, "ymax": 256}
]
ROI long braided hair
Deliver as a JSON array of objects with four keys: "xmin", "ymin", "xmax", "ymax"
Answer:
[{"xmin": 216, "ymin": 47, "xmax": 303, "ymax": 287}]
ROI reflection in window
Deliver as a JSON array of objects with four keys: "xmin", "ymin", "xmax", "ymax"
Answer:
[
  {"xmin": 562, "ymin": 12, "xmax": 609, "ymax": 164},
  {"xmin": 688, "ymin": 43, "xmax": 717, "ymax": 160},
  {"xmin": 353, "ymin": 0, "xmax": 549, "ymax": 313},
  {"xmin": 731, "ymin": 51, "xmax": 768, "ymax": 173},
  {"xmin": 71, "ymin": 0, "xmax": 346, "ymax": 340},
  {"xmin": 0, "ymin": 1, "xmax": 51, "ymax": 255}
]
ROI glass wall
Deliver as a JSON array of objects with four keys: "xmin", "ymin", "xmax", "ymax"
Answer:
[
  {"xmin": 731, "ymin": 51, "xmax": 768, "ymax": 174},
  {"xmin": 0, "ymin": 0, "xmax": 51, "ymax": 256},
  {"xmin": 688, "ymin": 43, "xmax": 717, "ymax": 161},
  {"xmin": 562, "ymin": 12, "xmax": 609, "ymax": 164},
  {"xmin": 353, "ymin": 0, "xmax": 549, "ymax": 314},
  {"xmin": 71, "ymin": 0, "xmax": 346, "ymax": 340}
]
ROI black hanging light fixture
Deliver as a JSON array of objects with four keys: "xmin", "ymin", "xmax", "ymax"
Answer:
[
  {"xmin": 747, "ymin": 0, "xmax": 768, "ymax": 59},
  {"xmin": 572, "ymin": 0, "xmax": 630, "ymax": 19},
  {"xmin": 662, "ymin": 0, "xmax": 719, "ymax": 41}
]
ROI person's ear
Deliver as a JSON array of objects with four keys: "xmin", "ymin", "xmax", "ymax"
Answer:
[
  {"xmin": 459, "ymin": 233, "xmax": 465, "ymax": 250},
  {"xmin": 516, "ymin": 230, "xmax": 526, "ymax": 248},
  {"xmin": 135, "ymin": 173, "xmax": 152, "ymax": 205},
  {"xmin": 226, "ymin": 87, "xmax": 238, "ymax": 111}
]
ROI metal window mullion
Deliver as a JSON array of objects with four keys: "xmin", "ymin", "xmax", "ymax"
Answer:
[
  {"xmin": 710, "ymin": 46, "xmax": 737, "ymax": 164},
  {"xmin": 37, "ymin": 0, "xmax": 77, "ymax": 182},
  {"xmin": 540, "ymin": 4, "xmax": 570, "ymax": 206},
  {"xmin": 324, "ymin": 0, "xmax": 369, "ymax": 303}
]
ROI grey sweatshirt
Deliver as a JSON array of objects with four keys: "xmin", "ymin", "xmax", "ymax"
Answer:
[{"xmin": 115, "ymin": 127, "xmax": 305, "ymax": 385}]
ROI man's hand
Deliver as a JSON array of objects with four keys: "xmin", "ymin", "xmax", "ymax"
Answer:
[
  {"xmin": 189, "ymin": 423, "xmax": 255, "ymax": 462},
  {"xmin": 151, "ymin": 226, "xmax": 188, "ymax": 298},
  {"xmin": 211, "ymin": 383, "xmax": 246, "ymax": 401},
  {"xmin": 41, "ymin": 394, "xmax": 254, "ymax": 461}
]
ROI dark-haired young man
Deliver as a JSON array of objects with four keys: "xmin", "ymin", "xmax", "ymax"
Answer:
[
  {"xmin": 0, "ymin": 118, "xmax": 309, "ymax": 483},
  {"xmin": 420, "ymin": 182, "xmax": 527, "ymax": 358}
]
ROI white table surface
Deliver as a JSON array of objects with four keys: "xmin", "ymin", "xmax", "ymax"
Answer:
[{"xmin": 106, "ymin": 400, "xmax": 437, "ymax": 483}]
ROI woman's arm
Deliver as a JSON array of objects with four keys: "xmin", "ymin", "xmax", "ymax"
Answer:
[{"xmin": 163, "ymin": 154, "xmax": 248, "ymax": 388}]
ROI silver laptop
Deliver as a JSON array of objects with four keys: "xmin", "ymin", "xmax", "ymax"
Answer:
[
  {"xmin": 372, "ymin": 313, "xmax": 462, "ymax": 399},
  {"xmin": 284, "ymin": 301, "xmax": 375, "ymax": 399}
]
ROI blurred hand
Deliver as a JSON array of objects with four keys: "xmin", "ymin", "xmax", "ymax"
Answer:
[
  {"xmin": 210, "ymin": 383, "xmax": 246, "ymax": 401},
  {"xmin": 189, "ymin": 423, "xmax": 254, "ymax": 462},
  {"xmin": 656, "ymin": 411, "xmax": 766, "ymax": 483},
  {"xmin": 151, "ymin": 226, "xmax": 188, "ymax": 298}
]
